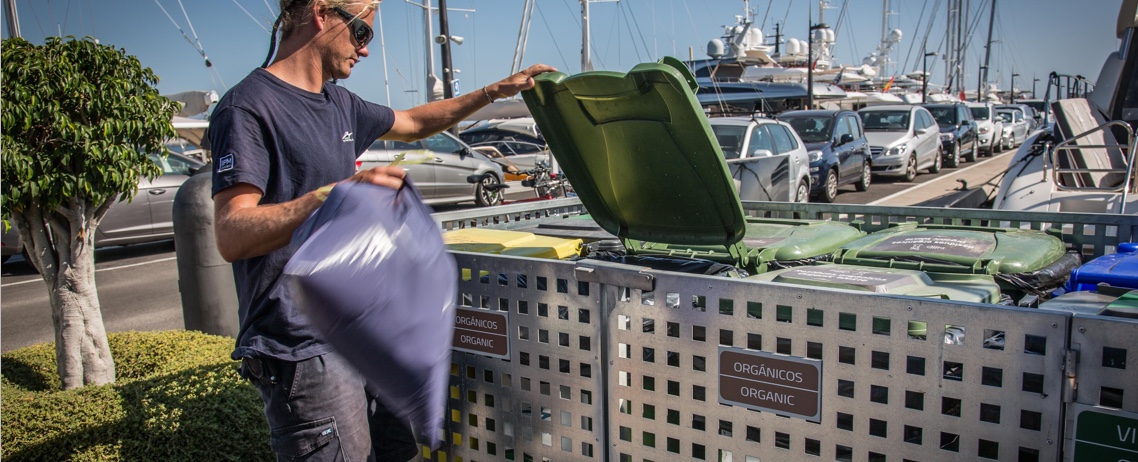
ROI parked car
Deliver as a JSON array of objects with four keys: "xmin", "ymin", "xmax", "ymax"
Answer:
[
  {"xmin": 357, "ymin": 131, "xmax": 506, "ymax": 207},
  {"xmin": 996, "ymin": 108, "xmax": 1030, "ymax": 150},
  {"xmin": 707, "ymin": 117, "xmax": 812, "ymax": 203},
  {"xmin": 1015, "ymin": 99, "xmax": 1051, "ymax": 127},
  {"xmin": 777, "ymin": 109, "xmax": 872, "ymax": 202},
  {"xmin": 858, "ymin": 105, "xmax": 943, "ymax": 181},
  {"xmin": 921, "ymin": 102, "xmax": 978, "ymax": 167},
  {"xmin": 458, "ymin": 117, "xmax": 551, "ymax": 172},
  {"xmin": 2, "ymin": 152, "xmax": 206, "ymax": 262},
  {"xmin": 966, "ymin": 101, "xmax": 1005, "ymax": 157},
  {"xmin": 996, "ymin": 104, "xmax": 1042, "ymax": 132}
]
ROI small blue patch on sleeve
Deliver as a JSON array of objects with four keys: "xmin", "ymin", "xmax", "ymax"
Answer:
[{"xmin": 218, "ymin": 153, "xmax": 235, "ymax": 172}]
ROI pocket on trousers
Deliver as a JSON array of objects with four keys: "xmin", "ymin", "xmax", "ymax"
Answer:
[{"xmin": 269, "ymin": 416, "xmax": 340, "ymax": 460}]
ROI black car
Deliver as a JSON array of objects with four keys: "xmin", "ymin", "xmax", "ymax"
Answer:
[
  {"xmin": 777, "ymin": 109, "xmax": 872, "ymax": 202},
  {"xmin": 921, "ymin": 102, "xmax": 978, "ymax": 167}
]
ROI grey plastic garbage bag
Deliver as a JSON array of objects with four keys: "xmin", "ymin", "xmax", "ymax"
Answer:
[{"xmin": 282, "ymin": 180, "xmax": 457, "ymax": 449}]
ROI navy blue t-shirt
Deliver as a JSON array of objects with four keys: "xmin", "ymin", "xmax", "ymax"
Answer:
[{"xmin": 209, "ymin": 68, "xmax": 395, "ymax": 361}]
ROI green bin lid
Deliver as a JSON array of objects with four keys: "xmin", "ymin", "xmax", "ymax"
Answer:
[
  {"xmin": 747, "ymin": 263, "xmax": 1003, "ymax": 304},
  {"xmin": 641, "ymin": 218, "xmax": 863, "ymax": 268},
  {"xmin": 834, "ymin": 222, "xmax": 1067, "ymax": 274},
  {"xmin": 522, "ymin": 58, "xmax": 749, "ymax": 264}
]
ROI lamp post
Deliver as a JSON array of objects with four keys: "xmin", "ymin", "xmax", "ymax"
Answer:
[
  {"xmin": 977, "ymin": 65, "xmax": 987, "ymax": 102},
  {"xmin": 805, "ymin": 22, "xmax": 829, "ymax": 109},
  {"xmin": 922, "ymin": 52, "xmax": 937, "ymax": 103},
  {"xmin": 1011, "ymin": 72, "xmax": 1020, "ymax": 103}
]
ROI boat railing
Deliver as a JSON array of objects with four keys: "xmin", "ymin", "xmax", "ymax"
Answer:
[{"xmin": 1045, "ymin": 120, "xmax": 1136, "ymax": 206}]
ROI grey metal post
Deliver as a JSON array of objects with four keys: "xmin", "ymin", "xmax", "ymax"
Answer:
[{"xmin": 173, "ymin": 170, "xmax": 239, "ymax": 337}]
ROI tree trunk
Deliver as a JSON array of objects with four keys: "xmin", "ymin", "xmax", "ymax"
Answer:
[
  {"xmin": 19, "ymin": 205, "xmax": 118, "ymax": 390},
  {"xmin": 48, "ymin": 237, "xmax": 115, "ymax": 389}
]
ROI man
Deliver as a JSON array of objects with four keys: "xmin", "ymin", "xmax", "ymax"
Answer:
[{"xmin": 207, "ymin": 0, "xmax": 554, "ymax": 460}]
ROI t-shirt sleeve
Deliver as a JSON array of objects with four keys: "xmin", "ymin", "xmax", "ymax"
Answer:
[
  {"xmin": 209, "ymin": 106, "xmax": 272, "ymax": 198},
  {"xmin": 351, "ymin": 94, "xmax": 396, "ymax": 154}
]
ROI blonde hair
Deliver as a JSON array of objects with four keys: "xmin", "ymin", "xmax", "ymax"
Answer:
[
  {"xmin": 277, "ymin": 0, "xmax": 379, "ymax": 39},
  {"xmin": 263, "ymin": 0, "xmax": 379, "ymax": 67}
]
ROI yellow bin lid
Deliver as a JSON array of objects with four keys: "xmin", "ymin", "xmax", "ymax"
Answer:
[{"xmin": 444, "ymin": 228, "xmax": 583, "ymax": 260}]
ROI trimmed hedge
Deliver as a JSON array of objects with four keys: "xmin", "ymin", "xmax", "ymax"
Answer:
[{"xmin": 1, "ymin": 330, "xmax": 272, "ymax": 461}]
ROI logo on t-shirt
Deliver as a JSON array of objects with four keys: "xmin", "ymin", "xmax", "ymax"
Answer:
[
  {"xmin": 218, "ymin": 153, "xmax": 235, "ymax": 172},
  {"xmin": 342, "ymin": 131, "xmax": 354, "ymax": 142}
]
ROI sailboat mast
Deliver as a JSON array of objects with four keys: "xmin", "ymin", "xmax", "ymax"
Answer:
[
  {"xmin": 424, "ymin": 3, "xmax": 437, "ymax": 100},
  {"xmin": 5, "ymin": 0, "xmax": 20, "ymax": 38},
  {"xmin": 981, "ymin": 0, "xmax": 997, "ymax": 100},
  {"xmin": 581, "ymin": 0, "xmax": 592, "ymax": 72}
]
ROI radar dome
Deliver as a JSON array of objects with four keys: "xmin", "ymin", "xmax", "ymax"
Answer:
[
  {"xmin": 888, "ymin": 29, "xmax": 903, "ymax": 42},
  {"xmin": 743, "ymin": 28, "xmax": 764, "ymax": 48},
  {"xmin": 707, "ymin": 39, "xmax": 725, "ymax": 58},
  {"xmin": 786, "ymin": 38, "xmax": 802, "ymax": 55},
  {"xmin": 824, "ymin": 29, "xmax": 836, "ymax": 43}
]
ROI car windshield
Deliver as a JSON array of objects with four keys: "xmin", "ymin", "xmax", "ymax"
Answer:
[
  {"xmin": 1021, "ymin": 101, "xmax": 1046, "ymax": 113},
  {"xmin": 996, "ymin": 111, "xmax": 1013, "ymax": 123},
  {"xmin": 782, "ymin": 116, "xmax": 834, "ymax": 143},
  {"xmin": 859, "ymin": 111, "xmax": 910, "ymax": 131},
  {"xmin": 969, "ymin": 107, "xmax": 991, "ymax": 120},
  {"xmin": 926, "ymin": 107, "xmax": 958, "ymax": 125},
  {"xmin": 710, "ymin": 124, "xmax": 747, "ymax": 159}
]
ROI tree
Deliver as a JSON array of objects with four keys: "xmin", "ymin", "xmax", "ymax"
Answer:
[{"xmin": 1, "ymin": 37, "xmax": 178, "ymax": 389}]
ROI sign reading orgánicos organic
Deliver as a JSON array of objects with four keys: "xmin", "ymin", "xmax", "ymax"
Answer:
[
  {"xmin": 718, "ymin": 347, "xmax": 822, "ymax": 422},
  {"xmin": 452, "ymin": 307, "xmax": 510, "ymax": 358}
]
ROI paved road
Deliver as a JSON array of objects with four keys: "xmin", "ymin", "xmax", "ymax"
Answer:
[
  {"xmin": 2, "ymin": 241, "xmax": 184, "ymax": 353},
  {"xmin": 0, "ymin": 148, "xmax": 1015, "ymax": 353}
]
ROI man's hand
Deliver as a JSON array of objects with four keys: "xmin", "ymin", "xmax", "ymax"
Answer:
[
  {"xmin": 348, "ymin": 165, "xmax": 406, "ymax": 190},
  {"xmin": 486, "ymin": 64, "xmax": 558, "ymax": 100}
]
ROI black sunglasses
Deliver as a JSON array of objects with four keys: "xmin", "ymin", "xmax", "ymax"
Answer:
[{"xmin": 332, "ymin": 7, "xmax": 374, "ymax": 48}]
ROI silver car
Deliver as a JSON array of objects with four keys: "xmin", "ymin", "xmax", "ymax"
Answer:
[
  {"xmin": 996, "ymin": 108, "xmax": 1030, "ymax": 150},
  {"xmin": 967, "ymin": 102, "xmax": 1005, "ymax": 157},
  {"xmin": 858, "ymin": 105, "xmax": 943, "ymax": 181},
  {"xmin": 356, "ymin": 131, "xmax": 506, "ymax": 207},
  {"xmin": 708, "ymin": 117, "xmax": 812, "ymax": 203},
  {"xmin": 3, "ymin": 152, "xmax": 205, "ymax": 261}
]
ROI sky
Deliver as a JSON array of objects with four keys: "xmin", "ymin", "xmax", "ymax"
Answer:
[{"xmin": 1, "ymin": 0, "xmax": 1125, "ymax": 112}]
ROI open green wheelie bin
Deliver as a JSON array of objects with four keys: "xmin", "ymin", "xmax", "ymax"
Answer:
[
  {"xmin": 747, "ymin": 263, "xmax": 1006, "ymax": 305},
  {"xmin": 519, "ymin": 58, "xmax": 861, "ymax": 274},
  {"xmin": 832, "ymin": 222, "xmax": 1081, "ymax": 302}
]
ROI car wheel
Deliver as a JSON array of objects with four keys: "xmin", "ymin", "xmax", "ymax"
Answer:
[
  {"xmin": 964, "ymin": 144, "xmax": 977, "ymax": 163},
  {"xmin": 820, "ymin": 169, "xmax": 839, "ymax": 203},
  {"xmin": 903, "ymin": 155, "xmax": 918, "ymax": 182},
  {"xmin": 795, "ymin": 179, "xmax": 810, "ymax": 203},
  {"xmin": 945, "ymin": 143, "xmax": 960, "ymax": 168},
  {"xmin": 474, "ymin": 173, "xmax": 503, "ymax": 207},
  {"xmin": 855, "ymin": 162, "xmax": 871, "ymax": 192},
  {"xmin": 928, "ymin": 148, "xmax": 943, "ymax": 173}
]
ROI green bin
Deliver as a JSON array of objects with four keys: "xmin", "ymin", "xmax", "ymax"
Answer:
[
  {"xmin": 520, "ymin": 58, "xmax": 862, "ymax": 274},
  {"xmin": 747, "ymin": 263, "xmax": 1005, "ymax": 304},
  {"xmin": 833, "ymin": 222, "xmax": 1080, "ymax": 300}
]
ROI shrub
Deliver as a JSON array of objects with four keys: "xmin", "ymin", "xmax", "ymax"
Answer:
[{"xmin": 1, "ymin": 331, "xmax": 272, "ymax": 461}]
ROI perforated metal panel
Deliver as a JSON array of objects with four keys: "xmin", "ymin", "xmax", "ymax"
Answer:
[
  {"xmin": 1064, "ymin": 314, "xmax": 1138, "ymax": 461},
  {"xmin": 433, "ymin": 253, "xmax": 605, "ymax": 462},
  {"xmin": 422, "ymin": 201, "xmax": 1138, "ymax": 462},
  {"xmin": 604, "ymin": 265, "xmax": 1069, "ymax": 462}
]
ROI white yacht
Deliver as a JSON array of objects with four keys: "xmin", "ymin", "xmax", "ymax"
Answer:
[{"xmin": 991, "ymin": 1, "xmax": 1137, "ymax": 214}]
